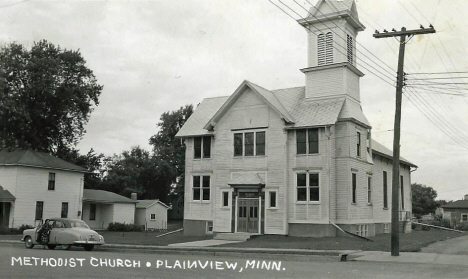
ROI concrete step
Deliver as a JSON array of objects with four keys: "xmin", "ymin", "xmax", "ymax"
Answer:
[{"xmin": 214, "ymin": 233, "xmax": 251, "ymax": 241}]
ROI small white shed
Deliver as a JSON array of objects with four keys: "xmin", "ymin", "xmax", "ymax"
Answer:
[{"xmin": 135, "ymin": 200, "xmax": 170, "ymax": 230}]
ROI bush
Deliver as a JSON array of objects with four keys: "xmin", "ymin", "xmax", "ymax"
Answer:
[
  {"xmin": 0, "ymin": 224, "xmax": 35, "ymax": 235},
  {"xmin": 107, "ymin": 222, "xmax": 143, "ymax": 232},
  {"xmin": 454, "ymin": 222, "xmax": 468, "ymax": 231}
]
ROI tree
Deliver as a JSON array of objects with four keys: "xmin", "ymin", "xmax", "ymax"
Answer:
[
  {"xmin": 149, "ymin": 105, "xmax": 193, "ymax": 198},
  {"xmin": 0, "ymin": 40, "xmax": 103, "ymax": 153},
  {"xmin": 411, "ymin": 183, "xmax": 438, "ymax": 217}
]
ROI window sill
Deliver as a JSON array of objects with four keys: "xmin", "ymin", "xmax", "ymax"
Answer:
[
  {"xmin": 367, "ymin": 203, "xmax": 373, "ymax": 206},
  {"xmin": 295, "ymin": 201, "xmax": 321, "ymax": 205},
  {"xmin": 220, "ymin": 206, "xmax": 229, "ymax": 209},
  {"xmin": 232, "ymin": 155, "xmax": 266, "ymax": 159},
  {"xmin": 150, "ymin": 219, "xmax": 156, "ymax": 221},
  {"xmin": 351, "ymin": 202, "xmax": 357, "ymax": 205},
  {"xmin": 267, "ymin": 207, "xmax": 278, "ymax": 210},
  {"xmin": 383, "ymin": 207, "xmax": 388, "ymax": 210},
  {"xmin": 296, "ymin": 153, "xmax": 320, "ymax": 157},
  {"xmin": 191, "ymin": 200, "xmax": 211, "ymax": 203}
]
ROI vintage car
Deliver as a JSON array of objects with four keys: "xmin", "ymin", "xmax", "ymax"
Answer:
[{"xmin": 22, "ymin": 218, "xmax": 104, "ymax": 251}]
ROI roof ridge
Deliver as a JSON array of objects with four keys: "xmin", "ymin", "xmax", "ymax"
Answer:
[
  {"xmin": 204, "ymin": 95, "xmax": 230, "ymax": 100},
  {"xmin": 271, "ymin": 86, "xmax": 305, "ymax": 92}
]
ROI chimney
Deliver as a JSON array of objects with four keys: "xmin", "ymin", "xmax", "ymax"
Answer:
[
  {"xmin": 464, "ymin": 194, "xmax": 468, "ymax": 200},
  {"xmin": 131, "ymin": 193, "xmax": 137, "ymax": 201}
]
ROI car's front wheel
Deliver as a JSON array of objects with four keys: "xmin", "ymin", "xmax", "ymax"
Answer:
[
  {"xmin": 83, "ymin": 244, "xmax": 94, "ymax": 251},
  {"xmin": 47, "ymin": 244, "xmax": 56, "ymax": 250},
  {"xmin": 24, "ymin": 236, "xmax": 34, "ymax": 249}
]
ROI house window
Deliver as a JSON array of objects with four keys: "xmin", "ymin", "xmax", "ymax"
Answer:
[
  {"xmin": 352, "ymin": 173, "xmax": 357, "ymax": 204},
  {"xmin": 206, "ymin": 221, "xmax": 213, "ymax": 234},
  {"xmin": 383, "ymin": 171, "xmax": 388, "ymax": 208},
  {"xmin": 90, "ymin": 204, "xmax": 96, "ymax": 221},
  {"xmin": 222, "ymin": 191, "xmax": 229, "ymax": 208},
  {"xmin": 296, "ymin": 173, "xmax": 320, "ymax": 202},
  {"xmin": 367, "ymin": 176, "xmax": 372, "ymax": 204},
  {"xmin": 462, "ymin": 214, "xmax": 468, "ymax": 222},
  {"xmin": 233, "ymin": 131, "xmax": 266, "ymax": 157},
  {"xmin": 357, "ymin": 224, "xmax": 368, "ymax": 237},
  {"xmin": 35, "ymin": 201, "xmax": 44, "ymax": 220},
  {"xmin": 48, "ymin": 173, "xmax": 55, "ymax": 190},
  {"xmin": 296, "ymin": 129, "xmax": 319, "ymax": 155},
  {"xmin": 347, "ymin": 34, "xmax": 353, "ymax": 64},
  {"xmin": 150, "ymin": 214, "xmax": 156, "ymax": 220},
  {"xmin": 61, "ymin": 202, "xmax": 68, "ymax": 218},
  {"xmin": 400, "ymin": 175, "xmax": 405, "ymax": 209},
  {"xmin": 356, "ymin": 132, "xmax": 361, "ymax": 157},
  {"xmin": 194, "ymin": 136, "xmax": 211, "ymax": 159},
  {"xmin": 269, "ymin": 191, "xmax": 277, "ymax": 208},
  {"xmin": 383, "ymin": 223, "xmax": 390, "ymax": 233},
  {"xmin": 193, "ymin": 175, "xmax": 210, "ymax": 201}
]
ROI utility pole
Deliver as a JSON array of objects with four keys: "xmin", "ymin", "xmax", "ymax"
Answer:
[{"xmin": 374, "ymin": 26, "xmax": 435, "ymax": 256}]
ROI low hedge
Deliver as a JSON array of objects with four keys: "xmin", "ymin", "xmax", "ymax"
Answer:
[
  {"xmin": 0, "ymin": 224, "xmax": 35, "ymax": 235},
  {"xmin": 107, "ymin": 222, "xmax": 144, "ymax": 232}
]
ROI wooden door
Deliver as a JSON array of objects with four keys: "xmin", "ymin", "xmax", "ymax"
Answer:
[{"xmin": 237, "ymin": 199, "xmax": 259, "ymax": 233}]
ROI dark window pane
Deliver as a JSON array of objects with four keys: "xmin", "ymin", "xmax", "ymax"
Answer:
[
  {"xmin": 368, "ymin": 177, "xmax": 372, "ymax": 204},
  {"xmin": 202, "ymin": 176, "xmax": 210, "ymax": 200},
  {"xmin": 202, "ymin": 189, "xmax": 210, "ymax": 201},
  {"xmin": 296, "ymin": 130, "xmax": 307, "ymax": 154},
  {"xmin": 308, "ymin": 129, "xmax": 319, "ymax": 154},
  {"xmin": 193, "ymin": 176, "xmax": 200, "ymax": 188},
  {"xmin": 309, "ymin": 173, "xmax": 319, "ymax": 186},
  {"xmin": 245, "ymin": 132, "xmax": 254, "ymax": 156},
  {"xmin": 270, "ymin": 192, "xmax": 276, "ymax": 208},
  {"xmin": 297, "ymin": 188, "xmax": 307, "ymax": 201},
  {"xmin": 193, "ymin": 189, "xmax": 200, "ymax": 201},
  {"xmin": 35, "ymin": 201, "xmax": 43, "ymax": 220},
  {"xmin": 203, "ymin": 136, "xmax": 211, "ymax": 158},
  {"xmin": 256, "ymin": 132, "xmax": 265, "ymax": 156},
  {"xmin": 223, "ymin": 192, "xmax": 229, "ymax": 207},
  {"xmin": 234, "ymin": 133, "xmax": 243, "ymax": 156},
  {"xmin": 310, "ymin": 187, "xmax": 320, "ymax": 201},
  {"xmin": 297, "ymin": 174, "xmax": 307, "ymax": 187},
  {"xmin": 90, "ymin": 204, "xmax": 96, "ymax": 220},
  {"xmin": 48, "ymin": 173, "xmax": 55, "ymax": 190},
  {"xmin": 356, "ymin": 132, "xmax": 361, "ymax": 157},
  {"xmin": 401, "ymin": 175, "xmax": 404, "ymax": 209},
  {"xmin": 194, "ymin": 137, "xmax": 202, "ymax": 159},
  {"xmin": 383, "ymin": 171, "xmax": 388, "ymax": 208},
  {"xmin": 61, "ymin": 202, "xmax": 68, "ymax": 218},
  {"xmin": 193, "ymin": 176, "xmax": 201, "ymax": 201},
  {"xmin": 352, "ymin": 173, "xmax": 357, "ymax": 204}
]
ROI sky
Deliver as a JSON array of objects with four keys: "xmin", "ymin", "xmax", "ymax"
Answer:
[{"xmin": 1, "ymin": 0, "xmax": 468, "ymax": 201}]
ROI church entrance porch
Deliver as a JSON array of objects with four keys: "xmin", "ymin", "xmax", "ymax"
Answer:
[{"xmin": 237, "ymin": 197, "xmax": 259, "ymax": 233}]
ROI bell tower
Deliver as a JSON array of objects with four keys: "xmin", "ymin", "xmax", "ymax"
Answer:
[{"xmin": 297, "ymin": 0, "xmax": 366, "ymax": 101}]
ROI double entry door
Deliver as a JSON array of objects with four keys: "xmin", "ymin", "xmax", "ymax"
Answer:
[{"xmin": 237, "ymin": 198, "xmax": 259, "ymax": 233}]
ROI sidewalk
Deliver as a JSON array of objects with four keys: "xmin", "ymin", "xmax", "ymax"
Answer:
[{"xmin": 348, "ymin": 251, "xmax": 468, "ymax": 266}]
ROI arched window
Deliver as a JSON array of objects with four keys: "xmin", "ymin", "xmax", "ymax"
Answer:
[{"xmin": 317, "ymin": 32, "xmax": 333, "ymax": 65}]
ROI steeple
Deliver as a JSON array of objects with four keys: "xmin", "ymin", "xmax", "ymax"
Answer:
[{"xmin": 297, "ymin": 0, "xmax": 366, "ymax": 101}]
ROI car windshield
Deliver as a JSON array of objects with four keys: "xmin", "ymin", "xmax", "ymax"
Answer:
[{"xmin": 67, "ymin": 220, "xmax": 90, "ymax": 229}]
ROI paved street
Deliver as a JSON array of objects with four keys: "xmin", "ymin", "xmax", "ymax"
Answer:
[
  {"xmin": 2, "ymin": 243, "xmax": 468, "ymax": 279},
  {"xmin": 421, "ymin": 234, "xmax": 468, "ymax": 255}
]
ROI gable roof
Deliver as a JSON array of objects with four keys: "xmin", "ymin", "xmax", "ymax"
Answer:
[
  {"xmin": 0, "ymin": 185, "xmax": 15, "ymax": 202},
  {"xmin": 0, "ymin": 149, "xmax": 89, "ymax": 173},
  {"xmin": 228, "ymin": 173, "xmax": 265, "ymax": 186},
  {"xmin": 442, "ymin": 200, "xmax": 468, "ymax": 209},
  {"xmin": 371, "ymin": 140, "xmax": 417, "ymax": 168},
  {"xmin": 176, "ymin": 96, "xmax": 229, "ymax": 137},
  {"xmin": 300, "ymin": 0, "xmax": 364, "ymax": 31},
  {"xmin": 203, "ymin": 80, "xmax": 294, "ymax": 130},
  {"xmin": 136, "ymin": 199, "xmax": 170, "ymax": 209},
  {"xmin": 83, "ymin": 189, "xmax": 137, "ymax": 204}
]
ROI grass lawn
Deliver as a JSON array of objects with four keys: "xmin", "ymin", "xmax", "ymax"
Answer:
[
  {"xmin": 99, "ymin": 230, "xmax": 212, "ymax": 246},
  {"xmin": 220, "ymin": 229, "xmax": 466, "ymax": 252}
]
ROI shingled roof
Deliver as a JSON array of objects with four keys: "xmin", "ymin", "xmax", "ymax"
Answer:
[
  {"xmin": 176, "ymin": 83, "xmax": 371, "ymax": 137},
  {"xmin": 0, "ymin": 149, "xmax": 89, "ymax": 173},
  {"xmin": 442, "ymin": 200, "xmax": 468, "ymax": 209},
  {"xmin": 83, "ymin": 189, "xmax": 137, "ymax": 204},
  {"xmin": 136, "ymin": 199, "xmax": 170, "ymax": 209},
  {"xmin": 371, "ymin": 140, "xmax": 417, "ymax": 168}
]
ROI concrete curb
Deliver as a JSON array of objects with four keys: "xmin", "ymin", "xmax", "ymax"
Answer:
[{"xmin": 0, "ymin": 239, "xmax": 350, "ymax": 257}]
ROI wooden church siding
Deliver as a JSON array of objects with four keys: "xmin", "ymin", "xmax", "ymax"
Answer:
[{"xmin": 306, "ymin": 67, "xmax": 344, "ymax": 99}]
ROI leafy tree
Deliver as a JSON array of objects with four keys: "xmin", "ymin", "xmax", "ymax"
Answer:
[
  {"xmin": 411, "ymin": 183, "xmax": 438, "ymax": 217},
  {"xmin": 0, "ymin": 40, "xmax": 102, "ymax": 153},
  {"xmin": 149, "ymin": 105, "xmax": 193, "ymax": 198}
]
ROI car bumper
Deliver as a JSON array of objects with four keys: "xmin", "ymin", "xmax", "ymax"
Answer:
[{"xmin": 73, "ymin": 240, "xmax": 105, "ymax": 245}]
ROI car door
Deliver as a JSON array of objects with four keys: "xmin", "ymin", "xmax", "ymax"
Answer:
[{"xmin": 49, "ymin": 221, "xmax": 65, "ymax": 244}]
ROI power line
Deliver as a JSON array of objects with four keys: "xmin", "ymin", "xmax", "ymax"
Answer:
[{"xmin": 408, "ymin": 71, "xmax": 468, "ymax": 75}]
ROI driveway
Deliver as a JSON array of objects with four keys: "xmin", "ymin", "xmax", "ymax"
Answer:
[{"xmin": 421, "ymin": 234, "xmax": 468, "ymax": 255}]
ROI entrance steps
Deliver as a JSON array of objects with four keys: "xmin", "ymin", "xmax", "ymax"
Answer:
[{"xmin": 213, "ymin": 232, "xmax": 252, "ymax": 241}]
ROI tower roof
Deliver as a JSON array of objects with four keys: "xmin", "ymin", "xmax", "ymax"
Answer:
[{"xmin": 298, "ymin": 0, "xmax": 365, "ymax": 32}]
